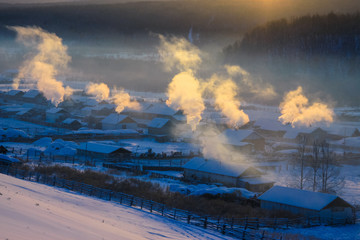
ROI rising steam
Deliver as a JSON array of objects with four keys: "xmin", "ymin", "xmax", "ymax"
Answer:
[
  {"xmin": 225, "ymin": 65, "xmax": 276, "ymax": 100},
  {"xmin": 166, "ymin": 71, "xmax": 205, "ymax": 131},
  {"xmin": 112, "ymin": 89, "xmax": 141, "ymax": 113},
  {"xmin": 278, "ymin": 87, "xmax": 334, "ymax": 127},
  {"xmin": 158, "ymin": 35, "xmax": 202, "ymax": 72},
  {"xmin": 212, "ymin": 77, "xmax": 250, "ymax": 128},
  {"xmin": 85, "ymin": 82, "xmax": 110, "ymax": 101},
  {"xmin": 10, "ymin": 26, "xmax": 73, "ymax": 105}
]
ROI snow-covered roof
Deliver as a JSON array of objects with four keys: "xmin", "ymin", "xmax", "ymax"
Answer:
[
  {"xmin": 101, "ymin": 114, "xmax": 131, "ymax": 125},
  {"xmin": 283, "ymin": 127, "xmax": 314, "ymax": 139},
  {"xmin": 143, "ymin": 103, "xmax": 179, "ymax": 116},
  {"xmin": 220, "ymin": 129, "xmax": 262, "ymax": 146},
  {"xmin": 148, "ymin": 118, "xmax": 170, "ymax": 128},
  {"xmin": 183, "ymin": 157, "xmax": 255, "ymax": 178},
  {"xmin": 23, "ymin": 90, "xmax": 41, "ymax": 98},
  {"xmin": 77, "ymin": 142, "xmax": 130, "ymax": 154},
  {"xmin": 258, "ymin": 186, "xmax": 340, "ymax": 211},
  {"xmin": 46, "ymin": 108, "xmax": 67, "ymax": 114},
  {"xmin": 6, "ymin": 90, "xmax": 23, "ymax": 96},
  {"xmin": 0, "ymin": 154, "xmax": 21, "ymax": 163},
  {"xmin": 62, "ymin": 118, "xmax": 81, "ymax": 124}
]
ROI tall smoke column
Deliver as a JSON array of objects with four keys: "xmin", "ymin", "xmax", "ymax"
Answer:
[
  {"xmin": 112, "ymin": 89, "xmax": 141, "ymax": 113},
  {"xmin": 278, "ymin": 86, "xmax": 334, "ymax": 127},
  {"xmin": 85, "ymin": 82, "xmax": 110, "ymax": 101},
  {"xmin": 166, "ymin": 71, "xmax": 205, "ymax": 131},
  {"xmin": 158, "ymin": 35, "xmax": 205, "ymax": 130},
  {"xmin": 10, "ymin": 26, "xmax": 73, "ymax": 105},
  {"xmin": 211, "ymin": 76, "xmax": 249, "ymax": 128}
]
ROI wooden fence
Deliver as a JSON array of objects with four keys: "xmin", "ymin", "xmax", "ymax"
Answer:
[{"xmin": 0, "ymin": 165, "xmax": 282, "ymax": 240}]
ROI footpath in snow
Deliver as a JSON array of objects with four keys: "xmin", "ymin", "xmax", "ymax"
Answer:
[{"xmin": 0, "ymin": 174, "xmax": 234, "ymax": 240}]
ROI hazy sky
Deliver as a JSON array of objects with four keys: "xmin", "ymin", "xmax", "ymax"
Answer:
[{"xmin": 0, "ymin": 0, "xmax": 173, "ymax": 3}]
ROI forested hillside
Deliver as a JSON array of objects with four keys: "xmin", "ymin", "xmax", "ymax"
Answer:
[{"xmin": 225, "ymin": 13, "xmax": 360, "ymax": 58}]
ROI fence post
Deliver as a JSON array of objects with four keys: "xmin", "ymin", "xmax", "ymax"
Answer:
[
  {"xmin": 108, "ymin": 192, "xmax": 112, "ymax": 201},
  {"xmin": 187, "ymin": 214, "xmax": 191, "ymax": 224},
  {"xmin": 231, "ymin": 217, "xmax": 234, "ymax": 229},
  {"xmin": 150, "ymin": 202, "xmax": 153, "ymax": 212},
  {"xmin": 161, "ymin": 205, "xmax": 164, "ymax": 216},
  {"xmin": 242, "ymin": 230, "xmax": 246, "ymax": 240},
  {"xmin": 53, "ymin": 176, "xmax": 56, "ymax": 186},
  {"xmin": 274, "ymin": 218, "xmax": 277, "ymax": 229},
  {"xmin": 141, "ymin": 199, "xmax": 143, "ymax": 210},
  {"xmin": 256, "ymin": 217, "xmax": 259, "ymax": 229},
  {"xmin": 130, "ymin": 197, "xmax": 134, "ymax": 206},
  {"xmin": 244, "ymin": 217, "xmax": 248, "ymax": 230},
  {"xmin": 204, "ymin": 217, "xmax": 208, "ymax": 229},
  {"xmin": 222, "ymin": 224, "xmax": 226, "ymax": 234},
  {"xmin": 261, "ymin": 230, "xmax": 265, "ymax": 240},
  {"xmin": 120, "ymin": 195, "xmax": 123, "ymax": 204},
  {"xmin": 173, "ymin": 209, "xmax": 176, "ymax": 219}
]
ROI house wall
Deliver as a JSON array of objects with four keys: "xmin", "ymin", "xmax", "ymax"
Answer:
[{"xmin": 260, "ymin": 200, "xmax": 354, "ymax": 224}]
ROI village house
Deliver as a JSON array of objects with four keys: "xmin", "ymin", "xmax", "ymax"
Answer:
[
  {"xmin": 46, "ymin": 108, "xmax": 70, "ymax": 123},
  {"xmin": 62, "ymin": 118, "xmax": 83, "ymax": 130},
  {"xmin": 101, "ymin": 113, "xmax": 137, "ymax": 130},
  {"xmin": 220, "ymin": 129, "xmax": 266, "ymax": 152},
  {"xmin": 148, "ymin": 118, "xmax": 175, "ymax": 136},
  {"xmin": 183, "ymin": 157, "xmax": 274, "ymax": 192},
  {"xmin": 258, "ymin": 186, "xmax": 354, "ymax": 224},
  {"xmin": 22, "ymin": 90, "xmax": 47, "ymax": 104},
  {"xmin": 77, "ymin": 142, "xmax": 132, "ymax": 162}
]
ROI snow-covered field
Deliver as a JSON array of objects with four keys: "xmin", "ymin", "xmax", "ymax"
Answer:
[{"xmin": 0, "ymin": 174, "xmax": 234, "ymax": 240}]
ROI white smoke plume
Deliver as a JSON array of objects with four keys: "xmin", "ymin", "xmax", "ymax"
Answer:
[
  {"xmin": 225, "ymin": 64, "xmax": 277, "ymax": 100},
  {"xmin": 159, "ymin": 35, "xmax": 205, "ymax": 131},
  {"xmin": 10, "ymin": 26, "xmax": 73, "ymax": 105},
  {"xmin": 278, "ymin": 86, "xmax": 334, "ymax": 127},
  {"xmin": 205, "ymin": 74, "xmax": 249, "ymax": 128},
  {"xmin": 85, "ymin": 82, "xmax": 110, "ymax": 102},
  {"xmin": 166, "ymin": 70, "xmax": 205, "ymax": 131},
  {"xmin": 158, "ymin": 35, "xmax": 202, "ymax": 72},
  {"xmin": 112, "ymin": 89, "xmax": 141, "ymax": 113}
]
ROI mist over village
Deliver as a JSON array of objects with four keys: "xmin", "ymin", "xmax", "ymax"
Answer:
[{"xmin": 0, "ymin": 0, "xmax": 360, "ymax": 239}]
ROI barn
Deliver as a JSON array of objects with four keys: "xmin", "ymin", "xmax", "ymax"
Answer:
[
  {"xmin": 77, "ymin": 142, "xmax": 132, "ymax": 162},
  {"xmin": 183, "ymin": 157, "xmax": 274, "ymax": 192},
  {"xmin": 258, "ymin": 186, "xmax": 354, "ymax": 224}
]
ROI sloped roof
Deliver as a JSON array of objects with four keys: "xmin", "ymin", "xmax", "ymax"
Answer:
[
  {"xmin": 143, "ymin": 103, "xmax": 179, "ymax": 116},
  {"xmin": 46, "ymin": 108, "xmax": 67, "ymax": 114},
  {"xmin": 23, "ymin": 90, "xmax": 41, "ymax": 98},
  {"xmin": 148, "ymin": 118, "xmax": 170, "ymax": 128},
  {"xmin": 221, "ymin": 129, "xmax": 263, "ymax": 145},
  {"xmin": 77, "ymin": 142, "xmax": 131, "ymax": 154},
  {"xmin": 62, "ymin": 118, "xmax": 81, "ymax": 124},
  {"xmin": 0, "ymin": 154, "xmax": 21, "ymax": 163},
  {"xmin": 258, "ymin": 186, "xmax": 340, "ymax": 211},
  {"xmin": 183, "ymin": 157, "xmax": 255, "ymax": 178},
  {"xmin": 101, "ymin": 113, "xmax": 131, "ymax": 125},
  {"xmin": 6, "ymin": 90, "xmax": 23, "ymax": 96}
]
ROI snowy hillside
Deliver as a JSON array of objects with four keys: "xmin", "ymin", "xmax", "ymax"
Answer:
[{"xmin": 0, "ymin": 174, "xmax": 234, "ymax": 240}]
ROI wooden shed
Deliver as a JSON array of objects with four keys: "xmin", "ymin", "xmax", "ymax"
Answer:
[{"xmin": 258, "ymin": 186, "xmax": 354, "ymax": 224}]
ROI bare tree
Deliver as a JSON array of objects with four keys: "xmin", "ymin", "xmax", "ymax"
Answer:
[
  {"xmin": 297, "ymin": 135, "xmax": 307, "ymax": 190},
  {"xmin": 310, "ymin": 141, "xmax": 321, "ymax": 191},
  {"xmin": 318, "ymin": 141, "xmax": 344, "ymax": 193}
]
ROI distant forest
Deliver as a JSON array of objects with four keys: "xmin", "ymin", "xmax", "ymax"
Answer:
[
  {"xmin": 224, "ymin": 13, "xmax": 360, "ymax": 58},
  {"xmin": 0, "ymin": 0, "xmax": 360, "ymax": 40},
  {"xmin": 223, "ymin": 13, "xmax": 360, "ymax": 106}
]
